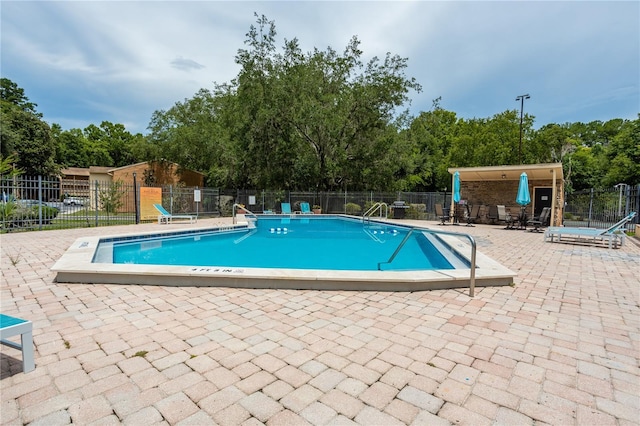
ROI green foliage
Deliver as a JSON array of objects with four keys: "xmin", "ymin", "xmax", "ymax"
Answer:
[
  {"xmin": 404, "ymin": 203, "xmax": 427, "ymax": 220},
  {"xmin": 0, "ymin": 154, "xmax": 21, "ymax": 176},
  {"xmin": 36, "ymin": 206, "xmax": 60, "ymax": 223},
  {"xmin": 344, "ymin": 202, "xmax": 361, "ymax": 214},
  {"xmin": 1, "ymin": 79, "xmax": 58, "ymax": 176},
  {"xmin": 98, "ymin": 180, "xmax": 125, "ymax": 213},
  {"xmin": 148, "ymin": 14, "xmax": 421, "ymax": 191},
  {"xmin": 3, "ymin": 27, "xmax": 639, "ymax": 194},
  {"xmin": 0, "ymin": 200, "xmax": 17, "ymax": 223},
  {"xmin": 0, "ymin": 78, "xmax": 39, "ymax": 115},
  {"xmin": 1, "ymin": 103, "xmax": 57, "ymax": 176}
]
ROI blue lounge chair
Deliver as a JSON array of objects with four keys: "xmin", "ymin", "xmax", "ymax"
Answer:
[
  {"xmin": 544, "ymin": 212, "xmax": 636, "ymax": 249},
  {"xmin": 153, "ymin": 204, "xmax": 196, "ymax": 224},
  {"xmin": 1, "ymin": 314, "xmax": 35, "ymax": 373},
  {"xmin": 281, "ymin": 203, "xmax": 292, "ymax": 214},
  {"xmin": 300, "ymin": 202, "xmax": 313, "ymax": 214}
]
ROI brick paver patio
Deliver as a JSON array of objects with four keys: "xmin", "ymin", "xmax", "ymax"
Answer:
[{"xmin": 1, "ymin": 218, "xmax": 639, "ymax": 425}]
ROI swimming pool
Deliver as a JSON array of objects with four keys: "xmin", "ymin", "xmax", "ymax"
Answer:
[
  {"xmin": 97, "ymin": 217, "xmax": 462, "ymax": 271},
  {"xmin": 52, "ymin": 215, "xmax": 515, "ymax": 292}
]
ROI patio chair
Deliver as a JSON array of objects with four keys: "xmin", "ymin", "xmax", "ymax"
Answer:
[
  {"xmin": 486, "ymin": 205, "xmax": 499, "ymax": 224},
  {"xmin": 515, "ymin": 206, "xmax": 529, "ymax": 230},
  {"xmin": 153, "ymin": 204, "xmax": 197, "ymax": 224},
  {"xmin": 452, "ymin": 204, "xmax": 466, "ymax": 225},
  {"xmin": 527, "ymin": 207, "xmax": 551, "ymax": 233},
  {"xmin": 299, "ymin": 202, "xmax": 313, "ymax": 214},
  {"xmin": 435, "ymin": 204, "xmax": 450, "ymax": 225},
  {"xmin": 497, "ymin": 205, "xmax": 515, "ymax": 229},
  {"xmin": 544, "ymin": 212, "xmax": 636, "ymax": 249},
  {"xmin": 281, "ymin": 202, "xmax": 292, "ymax": 214},
  {"xmin": 465, "ymin": 204, "xmax": 480, "ymax": 227},
  {"xmin": 0, "ymin": 313, "xmax": 35, "ymax": 373}
]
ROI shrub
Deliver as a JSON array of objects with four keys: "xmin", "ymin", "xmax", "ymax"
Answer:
[
  {"xmin": 36, "ymin": 206, "xmax": 60, "ymax": 224},
  {"xmin": 345, "ymin": 202, "xmax": 361, "ymax": 215},
  {"xmin": 406, "ymin": 203, "xmax": 426, "ymax": 219}
]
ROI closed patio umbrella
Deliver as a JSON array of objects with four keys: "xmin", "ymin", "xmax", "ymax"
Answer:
[
  {"xmin": 515, "ymin": 172, "xmax": 531, "ymax": 229},
  {"xmin": 453, "ymin": 171, "xmax": 461, "ymax": 203},
  {"xmin": 516, "ymin": 172, "xmax": 531, "ymax": 206}
]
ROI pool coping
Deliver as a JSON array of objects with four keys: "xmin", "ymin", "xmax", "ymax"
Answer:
[{"xmin": 51, "ymin": 220, "xmax": 516, "ymax": 292}]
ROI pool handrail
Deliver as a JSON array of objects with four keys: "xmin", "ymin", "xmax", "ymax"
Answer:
[
  {"xmin": 233, "ymin": 203, "xmax": 258, "ymax": 224},
  {"xmin": 363, "ymin": 202, "xmax": 388, "ymax": 223},
  {"xmin": 378, "ymin": 226, "xmax": 477, "ymax": 297}
]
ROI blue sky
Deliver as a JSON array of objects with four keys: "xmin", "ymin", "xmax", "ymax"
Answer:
[{"xmin": 2, "ymin": 1, "xmax": 638, "ymax": 135}]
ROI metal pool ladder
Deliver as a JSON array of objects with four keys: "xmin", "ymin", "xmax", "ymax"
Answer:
[
  {"xmin": 233, "ymin": 204, "xmax": 258, "ymax": 225},
  {"xmin": 363, "ymin": 202, "xmax": 388, "ymax": 223},
  {"xmin": 378, "ymin": 227, "xmax": 478, "ymax": 297}
]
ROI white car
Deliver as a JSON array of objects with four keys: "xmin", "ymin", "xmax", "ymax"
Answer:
[{"xmin": 63, "ymin": 197, "xmax": 85, "ymax": 206}]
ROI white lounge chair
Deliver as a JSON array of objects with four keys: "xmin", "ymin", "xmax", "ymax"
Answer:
[
  {"xmin": 1, "ymin": 314, "xmax": 35, "ymax": 373},
  {"xmin": 153, "ymin": 204, "xmax": 197, "ymax": 224},
  {"xmin": 544, "ymin": 212, "xmax": 636, "ymax": 249}
]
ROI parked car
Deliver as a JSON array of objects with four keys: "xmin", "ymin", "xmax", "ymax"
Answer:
[
  {"xmin": 17, "ymin": 200, "xmax": 58, "ymax": 210},
  {"xmin": 63, "ymin": 196, "xmax": 86, "ymax": 206}
]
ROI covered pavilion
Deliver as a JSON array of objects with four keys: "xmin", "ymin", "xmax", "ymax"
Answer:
[{"xmin": 447, "ymin": 163, "xmax": 564, "ymax": 226}]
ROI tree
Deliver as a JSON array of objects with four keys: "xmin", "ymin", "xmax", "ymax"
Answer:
[
  {"xmin": 402, "ymin": 99, "xmax": 458, "ymax": 191},
  {"xmin": 228, "ymin": 14, "xmax": 421, "ymax": 191},
  {"xmin": 147, "ymin": 88, "xmax": 236, "ymax": 187},
  {"xmin": 0, "ymin": 78, "xmax": 39, "ymax": 116},
  {"xmin": 52, "ymin": 124, "xmax": 91, "ymax": 168},
  {"xmin": 0, "ymin": 79, "xmax": 58, "ymax": 176},
  {"xmin": 601, "ymin": 116, "xmax": 640, "ymax": 187}
]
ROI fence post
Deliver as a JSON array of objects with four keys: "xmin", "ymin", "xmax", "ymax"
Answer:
[
  {"xmin": 94, "ymin": 181, "xmax": 99, "ymax": 227},
  {"xmin": 133, "ymin": 172, "xmax": 139, "ymax": 224},
  {"xmin": 344, "ymin": 189, "xmax": 347, "ymax": 214},
  {"xmin": 37, "ymin": 175, "xmax": 43, "ymax": 230},
  {"xmin": 587, "ymin": 188, "xmax": 594, "ymax": 228}
]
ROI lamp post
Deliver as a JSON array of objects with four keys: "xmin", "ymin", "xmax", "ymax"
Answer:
[{"xmin": 516, "ymin": 94, "xmax": 530, "ymax": 164}]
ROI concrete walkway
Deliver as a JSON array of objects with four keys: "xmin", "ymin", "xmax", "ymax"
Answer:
[{"xmin": 1, "ymin": 218, "xmax": 639, "ymax": 425}]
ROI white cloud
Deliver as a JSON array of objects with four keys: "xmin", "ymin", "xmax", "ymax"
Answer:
[{"xmin": 1, "ymin": 1, "xmax": 637, "ymax": 133}]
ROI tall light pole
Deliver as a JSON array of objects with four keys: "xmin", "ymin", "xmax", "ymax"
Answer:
[{"xmin": 516, "ymin": 94, "xmax": 530, "ymax": 164}]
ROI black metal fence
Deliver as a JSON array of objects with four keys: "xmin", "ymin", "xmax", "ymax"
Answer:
[
  {"xmin": 228, "ymin": 190, "xmax": 446, "ymax": 220},
  {"xmin": 2, "ymin": 174, "xmax": 638, "ymax": 234},
  {"xmin": 563, "ymin": 184, "xmax": 639, "ymax": 233},
  {"xmin": 1, "ymin": 176, "xmax": 220, "ymax": 232}
]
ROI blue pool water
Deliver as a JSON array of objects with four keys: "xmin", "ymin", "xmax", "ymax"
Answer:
[{"xmin": 99, "ymin": 217, "xmax": 459, "ymax": 271}]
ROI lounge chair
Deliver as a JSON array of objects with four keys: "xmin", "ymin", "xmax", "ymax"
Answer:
[
  {"xmin": 281, "ymin": 203, "xmax": 292, "ymax": 214},
  {"xmin": 544, "ymin": 212, "xmax": 636, "ymax": 249},
  {"xmin": 153, "ymin": 204, "xmax": 196, "ymax": 224},
  {"xmin": 435, "ymin": 204, "xmax": 450, "ymax": 225},
  {"xmin": 1, "ymin": 313, "xmax": 35, "ymax": 373},
  {"xmin": 300, "ymin": 202, "xmax": 313, "ymax": 214},
  {"xmin": 527, "ymin": 207, "xmax": 551, "ymax": 233},
  {"xmin": 465, "ymin": 204, "xmax": 480, "ymax": 227}
]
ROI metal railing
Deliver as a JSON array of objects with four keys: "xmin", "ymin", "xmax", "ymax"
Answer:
[
  {"xmin": 362, "ymin": 202, "xmax": 388, "ymax": 223},
  {"xmin": 378, "ymin": 226, "xmax": 478, "ymax": 297},
  {"xmin": 1, "ymin": 175, "xmax": 221, "ymax": 232},
  {"xmin": 232, "ymin": 203, "xmax": 257, "ymax": 225},
  {"xmin": 564, "ymin": 184, "xmax": 638, "ymax": 232}
]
